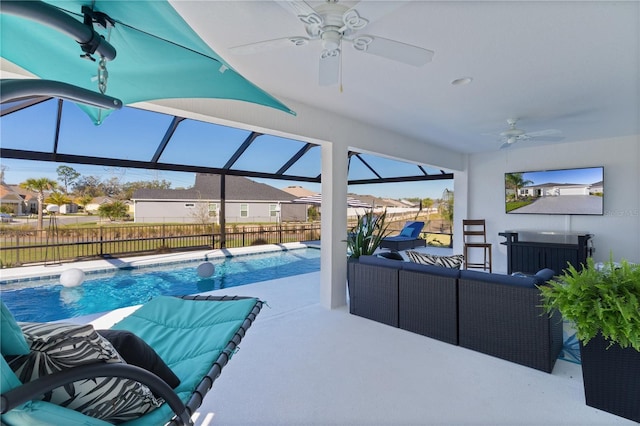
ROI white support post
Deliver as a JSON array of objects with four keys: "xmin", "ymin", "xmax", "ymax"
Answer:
[{"xmin": 320, "ymin": 142, "xmax": 348, "ymax": 309}]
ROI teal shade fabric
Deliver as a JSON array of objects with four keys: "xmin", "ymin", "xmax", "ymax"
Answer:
[
  {"xmin": 1, "ymin": 1, "xmax": 294, "ymax": 123},
  {"xmin": 1, "ymin": 301, "xmax": 30, "ymax": 356}
]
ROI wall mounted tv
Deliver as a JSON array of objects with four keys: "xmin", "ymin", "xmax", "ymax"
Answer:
[{"xmin": 505, "ymin": 166, "xmax": 604, "ymax": 215}]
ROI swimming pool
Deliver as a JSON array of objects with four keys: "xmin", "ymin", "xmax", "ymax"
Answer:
[{"xmin": 1, "ymin": 248, "xmax": 320, "ymax": 322}]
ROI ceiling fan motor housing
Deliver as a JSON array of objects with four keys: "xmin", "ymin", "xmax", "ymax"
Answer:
[
  {"xmin": 313, "ymin": 2, "xmax": 355, "ymax": 52},
  {"xmin": 321, "ymin": 30, "xmax": 342, "ymax": 51}
]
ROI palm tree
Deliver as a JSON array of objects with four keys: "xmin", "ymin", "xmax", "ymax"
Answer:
[
  {"xmin": 505, "ymin": 173, "xmax": 533, "ymax": 200},
  {"xmin": 45, "ymin": 192, "xmax": 72, "ymax": 210},
  {"xmin": 75, "ymin": 194, "xmax": 94, "ymax": 214},
  {"xmin": 20, "ymin": 178, "xmax": 57, "ymax": 231},
  {"xmin": 438, "ymin": 189, "xmax": 454, "ymax": 233}
]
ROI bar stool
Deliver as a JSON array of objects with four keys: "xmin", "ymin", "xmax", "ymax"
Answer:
[{"xmin": 463, "ymin": 219, "xmax": 492, "ymax": 272}]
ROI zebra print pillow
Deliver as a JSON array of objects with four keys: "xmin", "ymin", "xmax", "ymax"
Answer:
[
  {"xmin": 9, "ymin": 322, "xmax": 162, "ymax": 423},
  {"xmin": 406, "ymin": 251, "xmax": 465, "ymax": 269}
]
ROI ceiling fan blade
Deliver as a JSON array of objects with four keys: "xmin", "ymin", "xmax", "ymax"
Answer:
[
  {"xmin": 538, "ymin": 136, "xmax": 565, "ymax": 142},
  {"xmin": 347, "ymin": 1, "xmax": 413, "ymax": 26},
  {"xmin": 277, "ymin": 0, "xmax": 317, "ymax": 18},
  {"xmin": 526, "ymin": 135, "xmax": 566, "ymax": 143},
  {"xmin": 229, "ymin": 37, "xmax": 310, "ymax": 55},
  {"xmin": 319, "ymin": 51, "xmax": 340, "ymax": 86},
  {"xmin": 525, "ymin": 129, "xmax": 562, "ymax": 138},
  {"xmin": 350, "ymin": 36, "xmax": 434, "ymax": 66}
]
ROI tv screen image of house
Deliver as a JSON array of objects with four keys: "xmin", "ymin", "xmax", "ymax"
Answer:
[{"xmin": 505, "ymin": 166, "xmax": 604, "ymax": 215}]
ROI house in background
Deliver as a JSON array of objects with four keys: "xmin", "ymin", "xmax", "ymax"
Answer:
[
  {"xmin": 132, "ymin": 174, "xmax": 307, "ymax": 224},
  {"xmin": 0, "ymin": 184, "xmax": 37, "ymax": 215},
  {"xmin": 589, "ymin": 181, "xmax": 604, "ymax": 195},
  {"xmin": 85, "ymin": 196, "xmax": 116, "ymax": 214},
  {"xmin": 281, "ymin": 185, "xmax": 317, "ymax": 198},
  {"xmin": 0, "ymin": 184, "xmax": 24, "ymax": 214},
  {"xmin": 519, "ymin": 182, "xmax": 591, "ymax": 197},
  {"xmin": 59, "ymin": 203, "xmax": 79, "ymax": 214}
]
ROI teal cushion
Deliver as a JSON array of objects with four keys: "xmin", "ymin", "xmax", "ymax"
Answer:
[
  {"xmin": 1, "ymin": 301, "xmax": 30, "ymax": 356},
  {"xmin": 112, "ymin": 296, "xmax": 260, "ymax": 426},
  {"xmin": 1, "ymin": 354, "xmax": 22, "ymax": 392},
  {"xmin": 4, "ymin": 347, "xmax": 110, "ymax": 425},
  {"xmin": 2, "ymin": 400, "xmax": 112, "ymax": 426}
]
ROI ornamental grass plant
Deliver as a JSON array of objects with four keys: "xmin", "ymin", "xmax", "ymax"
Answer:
[{"xmin": 347, "ymin": 209, "xmax": 390, "ymax": 258}]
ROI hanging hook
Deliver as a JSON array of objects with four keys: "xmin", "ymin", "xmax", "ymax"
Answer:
[{"xmin": 79, "ymin": 5, "xmax": 116, "ymax": 61}]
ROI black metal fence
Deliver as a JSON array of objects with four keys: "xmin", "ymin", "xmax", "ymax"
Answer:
[{"xmin": 0, "ymin": 223, "xmax": 321, "ymax": 268}]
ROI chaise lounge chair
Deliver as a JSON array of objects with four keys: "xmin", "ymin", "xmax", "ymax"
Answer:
[
  {"xmin": 380, "ymin": 221, "xmax": 426, "ymax": 251},
  {"xmin": 1, "ymin": 295, "xmax": 262, "ymax": 425}
]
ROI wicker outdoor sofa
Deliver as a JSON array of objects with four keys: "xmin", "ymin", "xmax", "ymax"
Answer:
[{"xmin": 348, "ymin": 255, "xmax": 563, "ymax": 373}]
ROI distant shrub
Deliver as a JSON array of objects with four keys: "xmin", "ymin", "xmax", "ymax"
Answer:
[{"xmin": 155, "ymin": 245, "xmax": 172, "ymax": 254}]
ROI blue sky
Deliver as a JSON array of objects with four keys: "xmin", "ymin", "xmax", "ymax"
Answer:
[
  {"xmin": 515, "ymin": 167, "xmax": 603, "ymax": 186},
  {"xmin": 1, "ymin": 100, "xmax": 453, "ymax": 200}
]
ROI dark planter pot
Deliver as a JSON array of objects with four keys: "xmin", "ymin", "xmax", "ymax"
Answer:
[
  {"xmin": 580, "ymin": 334, "xmax": 640, "ymax": 423},
  {"xmin": 347, "ymin": 257, "xmax": 358, "ymax": 293}
]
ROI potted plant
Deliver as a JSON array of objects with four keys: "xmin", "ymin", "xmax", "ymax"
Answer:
[
  {"xmin": 346, "ymin": 209, "xmax": 390, "ymax": 285},
  {"xmin": 539, "ymin": 257, "xmax": 640, "ymax": 422},
  {"xmin": 347, "ymin": 209, "xmax": 390, "ymax": 259}
]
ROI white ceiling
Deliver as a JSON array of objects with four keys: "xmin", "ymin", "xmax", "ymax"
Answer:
[{"xmin": 169, "ymin": 0, "xmax": 640, "ymax": 154}]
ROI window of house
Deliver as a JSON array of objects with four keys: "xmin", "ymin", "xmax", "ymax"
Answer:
[
  {"xmin": 208, "ymin": 203, "xmax": 218, "ymax": 217},
  {"xmin": 240, "ymin": 204, "xmax": 248, "ymax": 217},
  {"xmin": 269, "ymin": 204, "xmax": 278, "ymax": 217}
]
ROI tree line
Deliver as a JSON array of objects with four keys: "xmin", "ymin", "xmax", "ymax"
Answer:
[
  {"xmin": 54, "ymin": 165, "xmax": 173, "ymax": 199},
  {"xmin": 13, "ymin": 165, "xmax": 176, "ymax": 231}
]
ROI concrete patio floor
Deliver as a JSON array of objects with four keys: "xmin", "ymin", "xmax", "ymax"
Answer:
[{"xmin": 88, "ymin": 272, "xmax": 632, "ymax": 425}]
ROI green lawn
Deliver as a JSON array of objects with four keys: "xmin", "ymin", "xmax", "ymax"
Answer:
[{"xmin": 506, "ymin": 200, "xmax": 534, "ymax": 213}]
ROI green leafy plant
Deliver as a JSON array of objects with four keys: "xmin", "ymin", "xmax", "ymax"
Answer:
[
  {"xmin": 347, "ymin": 209, "xmax": 390, "ymax": 258},
  {"xmin": 539, "ymin": 256, "xmax": 640, "ymax": 351}
]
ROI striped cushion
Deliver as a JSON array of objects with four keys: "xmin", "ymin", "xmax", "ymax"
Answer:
[
  {"xmin": 406, "ymin": 251, "xmax": 465, "ymax": 269},
  {"xmin": 9, "ymin": 322, "xmax": 162, "ymax": 423}
]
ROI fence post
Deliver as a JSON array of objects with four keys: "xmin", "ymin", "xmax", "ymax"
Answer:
[
  {"xmin": 99, "ymin": 227, "xmax": 103, "ymax": 257},
  {"xmin": 279, "ymin": 224, "xmax": 283, "ymax": 244},
  {"xmin": 211, "ymin": 224, "xmax": 215, "ymax": 249},
  {"xmin": 162, "ymin": 224, "xmax": 166, "ymax": 248},
  {"xmin": 15, "ymin": 233, "xmax": 20, "ymax": 266}
]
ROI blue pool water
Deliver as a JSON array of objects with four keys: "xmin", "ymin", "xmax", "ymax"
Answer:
[{"xmin": 1, "ymin": 248, "xmax": 320, "ymax": 322}]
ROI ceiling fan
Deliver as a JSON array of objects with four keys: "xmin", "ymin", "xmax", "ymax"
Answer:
[
  {"xmin": 496, "ymin": 118, "xmax": 563, "ymax": 149},
  {"xmin": 229, "ymin": 0, "xmax": 434, "ymax": 86}
]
